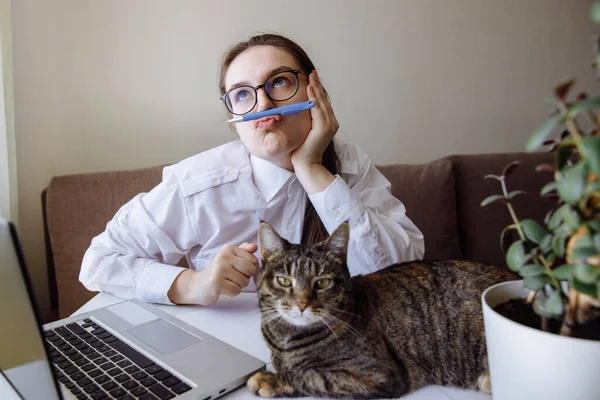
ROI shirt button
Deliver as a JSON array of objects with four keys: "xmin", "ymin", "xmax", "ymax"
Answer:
[
  {"xmin": 287, "ymin": 223, "xmax": 295, "ymax": 232},
  {"xmin": 332, "ymin": 208, "xmax": 341, "ymax": 219},
  {"xmin": 120, "ymin": 212, "xmax": 128, "ymax": 221},
  {"xmin": 390, "ymin": 212, "xmax": 400, "ymax": 219},
  {"xmin": 226, "ymin": 168, "xmax": 237, "ymax": 180}
]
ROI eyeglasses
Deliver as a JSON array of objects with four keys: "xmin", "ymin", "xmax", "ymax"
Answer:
[{"xmin": 220, "ymin": 69, "xmax": 301, "ymax": 115}]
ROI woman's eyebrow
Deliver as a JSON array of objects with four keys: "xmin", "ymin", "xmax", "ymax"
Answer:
[{"xmin": 227, "ymin": 65, "xmax": 297, "ymax": 91}]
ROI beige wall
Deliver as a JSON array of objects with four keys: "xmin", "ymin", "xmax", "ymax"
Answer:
[
  {"xmin": 11, "ymin": 0, "xmax": 598, "ymax": 319},
  {"xmin": 1, "ymin": 0, "xmax": 17, "ymax": 223}
]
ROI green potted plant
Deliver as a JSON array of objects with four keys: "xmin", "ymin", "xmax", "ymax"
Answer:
[{"xmin": 479, "ymin": 3, "xmax": 600, "ymax": 399}]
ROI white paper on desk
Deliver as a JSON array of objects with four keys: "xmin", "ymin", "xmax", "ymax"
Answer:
[{"xmin": 178, "ymin": 293, "xmax": 271, "ymax": 363}]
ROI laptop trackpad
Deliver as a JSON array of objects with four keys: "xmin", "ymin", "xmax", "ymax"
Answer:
[{"xmin": 128, "ymin": 319, "xmax": 202, "ymax": 355}]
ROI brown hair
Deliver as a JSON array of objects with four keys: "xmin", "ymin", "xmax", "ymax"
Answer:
[{"xmin": 219, "ymin": 33, "xmax": 340, "ymax": 244}]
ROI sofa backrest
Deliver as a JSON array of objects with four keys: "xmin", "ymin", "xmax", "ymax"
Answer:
[
  {"xmin": 43, "ymin": 151, "xmax": 554, "ymax": 319},
  {"xmin": 378, "ymin": 157, "xmax": 462, "ymax": 261},
  {"xmin": 450, "ymin": 152, "xmax": 554, "ymax": 267},
  {"xmin": 44, "ymin": 166, "xmax": 164, "ymax": 318}
]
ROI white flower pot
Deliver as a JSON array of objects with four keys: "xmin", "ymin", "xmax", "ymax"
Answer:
[{"xmin": 482, "ymin": 280, "xmax": 600, "ymax": 400}]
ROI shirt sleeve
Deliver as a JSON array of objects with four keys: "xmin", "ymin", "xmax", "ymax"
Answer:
[
  {"xmin": 308, "ymin": 149, "xmax": 424, "ymax": 276},
  {"xmin": 79, "ymin": 166, "xmax": 199, "ymax": 304}
]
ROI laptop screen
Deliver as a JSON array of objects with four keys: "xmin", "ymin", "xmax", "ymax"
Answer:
[{"xmin": 0, "ymin": 220, "xmax": 61, "ymax": 399}]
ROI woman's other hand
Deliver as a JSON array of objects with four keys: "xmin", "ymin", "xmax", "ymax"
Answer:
[
  {"xmin": 290, "ymin": 70, "xmax": 339, "ymax": 168},
  {"xmin": 167, "ymin": 242, "xmax": 259, "ymax": 305}
]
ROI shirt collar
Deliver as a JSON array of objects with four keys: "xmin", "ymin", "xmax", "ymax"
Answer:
[{"xmin": 250, "ymin": 154, "xmax": 294, "ymax": 203}]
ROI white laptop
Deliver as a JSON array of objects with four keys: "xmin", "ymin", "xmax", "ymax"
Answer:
[{"xmin": 0, "ymin": 219, "xmax": 265, "ymax": 400}]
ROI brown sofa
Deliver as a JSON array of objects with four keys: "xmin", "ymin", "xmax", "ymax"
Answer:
[{"xmin": 43, "ymin": 151, "xmax": 555, "ymax": 319}]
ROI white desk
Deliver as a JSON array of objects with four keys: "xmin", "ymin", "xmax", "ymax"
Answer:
[{"xmin": 2, "ymin": 292, "xmax": 493, "ymax": 400}]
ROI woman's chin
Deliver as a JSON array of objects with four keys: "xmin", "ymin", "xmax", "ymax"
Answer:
[{"xmin": 261, "ymin": 132, "xmax": 289, "ymax": 157}]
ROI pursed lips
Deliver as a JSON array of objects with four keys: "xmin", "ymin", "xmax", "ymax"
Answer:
[{"xmin": 255, "ymin": 116, "xmax": 281, "ymax": 130}]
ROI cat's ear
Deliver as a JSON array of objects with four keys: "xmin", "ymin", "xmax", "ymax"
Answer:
[
  {"xmin": 323, "ymin": 221, "xmax": 350, "ymax": 257},
  {"xmin": 258, "ymin": 222, "xmax": 288, "ymax": 259}
]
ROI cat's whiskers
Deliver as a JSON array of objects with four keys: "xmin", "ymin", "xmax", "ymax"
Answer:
[
  {"xmin": 318, "ymin": 316, "xmax": 340, "ymax": 342},
  {"xmin": 329, "ymin": 307, "xmax": 360, "ymax": 318},
  {"xmin": 255, "ymin": 306, "xmax": 278, "ymax": 314},
  {"xmin": 261, "ymin": 312, "xmax": 283, "ymax": 326},
  {"xmin": 259, "ymin": 309, "xmax": 280, "ymax": 322},
  {"xmin": 322, "ymin": 312, "xmax": 366, "ymax": 342}
]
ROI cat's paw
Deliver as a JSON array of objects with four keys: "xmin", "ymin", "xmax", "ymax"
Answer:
[{"xmin": 247, "ymin": 372, "xmax": 294, "ymax": 397}]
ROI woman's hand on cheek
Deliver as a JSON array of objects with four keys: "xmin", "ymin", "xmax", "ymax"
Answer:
[{"xmin": 290, "ymin": 70, "xmax": 339, "ymax": 168}]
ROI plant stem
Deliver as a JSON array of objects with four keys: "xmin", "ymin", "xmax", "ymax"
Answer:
[
  {"xmin": 502, "ymin": 177, "xmax": 562, "ymax": 289},
  {"xmin": 558, "ymin": 102, "xmax": 584, "ymax": 148},
  {"xmin": 502, "ymin": 179, "xmax": 526, "ymax": 240}
]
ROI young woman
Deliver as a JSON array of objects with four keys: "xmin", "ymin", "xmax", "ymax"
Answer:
[{"xmin": 79, "ymin": 34, "xmax": 424, "ymax": 306}]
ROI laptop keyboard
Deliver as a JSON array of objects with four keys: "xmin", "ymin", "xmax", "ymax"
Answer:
[{"xmin": 45, "ymin": 318, "xmax": 192, "ymax": 400}]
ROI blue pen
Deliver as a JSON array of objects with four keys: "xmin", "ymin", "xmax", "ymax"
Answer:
[{"xmin": 227, "ymin": 100, "xmax": 316, "ymax": 123}]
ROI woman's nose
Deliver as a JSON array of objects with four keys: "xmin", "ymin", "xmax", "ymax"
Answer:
[{"xmin": 256, "ymin": 88, "xmax": 275, "ymax": 111}]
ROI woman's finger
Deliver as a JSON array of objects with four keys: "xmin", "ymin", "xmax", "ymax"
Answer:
[
  {"xmin": 308, "ymin": 85, "xmax": 327, "ymax": 127},
  {"xmin": 231, "ymin": 258, "xmax": 258, "ymax": 279},
  {"xmin": 225, "ymin": 266, "xmax": 250, "ymax": 288},
  {"xmin": 221, "ymin": 280, "xmax": 243, "ymax": 297},
  {"xmin": 233, "ymin": 245, "xmax": 259, "ymax": 268},
  {"xmin": 310, "ymin": 72, "xmax": 335, "ymax": 125}
]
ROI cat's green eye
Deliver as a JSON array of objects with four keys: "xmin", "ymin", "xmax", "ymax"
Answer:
[
  {"xmin": 276, "ymin": 276, "xmax": 292, "ymax": 287},
  {"xmin": 315, "ymin": 278, "xmax": 331, "ymax": 290}
]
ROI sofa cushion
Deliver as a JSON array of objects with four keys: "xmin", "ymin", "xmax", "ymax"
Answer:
[
  {"xmin": 451, "ymin": 152, "xmax": 554, "ymax": 268},
  {"xmin": 46, "ymin": 166, "xmax": 164, "ymax": 318},
  {"xmin": 378, "ymin": 157, "xmax": 462, "ymax": 261}
]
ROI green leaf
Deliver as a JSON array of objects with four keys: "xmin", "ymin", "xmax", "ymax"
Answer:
[
  {"xmin": 548, "ymin": 208, "xmax": 565, "ymax": 231},
  {"xmin": 572, "ymin": 247, "xmax": 598, "ymax": 260},
  {"xmin": 570, "ymin": 234, "xmax": 597, "ymax": 261},
  {"xmin": 580, "ymin": 137, "xmax": 600, "ymax": 175},
  {"xmin": 521, "ymin": 219, "xmax": 548, "ymax": 244},
  {"xmin": 484, "ymin": 174, "xmax": 503, "ymax": 181},
  {"xmin": 550, "ymin": 204, "xmax": 581, "ymax": 231},
  {"xmin": 541, "ymin": 182, "xmax": 558, "ymax": 197},
  {"xmin": 480, "ymin": 194, "xmax": 505, "ymax": 207},
  {"xmin": 544, "ymin": 209, "xmax": 553, "ymax": 226},
  {"xmin": 557, "ymin": 161, "xmax": 588, "ymax": 205},
  {"xmin": 506, "ymin": 240, "xmax": 527, "ymax": 272},
  {"xmin": 594, "ymin": 233, "xmax": 600, "ymax": 251},
  {"xmin": 586, "ymin": 181, "xmax": 600, "ymax": 195},
  {"xmin": 588, "ymin": 221, "xmax": 600, "ymax": 232},
  {"xmin": 552, "ymin": 227, "xmax": 570, "ymax": 257},
  {"xmin": 524, "ymin": 274, "xmax": 553, "ymax": 290},
  {"xmin": 572, "ymin": 275, "xmax": 598, "ymax": 296},
  {"xmin": 519, "ymin": 264, "xmax": 547, "ymax": 278},
  {"xmin": 546, "ymin": 290, "xmax": 564, "ymax": 316},
  {"xmin": 553, "ymin": 264, "xmax": 575, "ymax": 280},
  {"xmin": 534, "ymin": 291, "xmax": 564, "ymax": 318},
  {"xmin": 526, "ymin": 115, "xmax": 562, "ymax": 152},
  {"xmin": 500, "ymin": 224, "xmax": 518, "ymax": 253},
  {"xmin": 561, "ymin": 206, "xmax": 581, "ymax": 230},
  {"xmin": 556, "ymin": 141, "xmax": 574, "ymax": 172},
  {"xmin": 591, "ymin": 0, "xmax": 600, "ymax": 24},
  {"xmin": 574, "ymin": 264, "xmax": 600, "ymax": 284},
  {"xmin": 508, "ymin": 190, "xmax": 527, "ymax": 200},
  {"xmin": 539, "ymin": 233, "xmax": 552, "ymax": 253},
  {"xmin": 567, "ymin": 96, "xmax": 600, "ymax": 119}
]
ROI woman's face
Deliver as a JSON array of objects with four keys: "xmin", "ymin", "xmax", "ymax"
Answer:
[{"xmin": 224, "ymin": 46, "xmax": 311, "ymax": 170}]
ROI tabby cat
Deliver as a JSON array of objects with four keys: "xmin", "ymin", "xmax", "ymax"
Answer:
[{"xmin": 248, "ymin": 222, "xmax": 517, "ymax": 398}]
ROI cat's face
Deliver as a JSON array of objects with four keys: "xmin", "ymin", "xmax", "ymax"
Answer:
[{"xmin": 256, "ymin": 222, "xmax": 352, "ymax": 328}]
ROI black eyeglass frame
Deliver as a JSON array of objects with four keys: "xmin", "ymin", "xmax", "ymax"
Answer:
[{"xmin": 220, "ymin": 69, "xmax": 302, "ymax": 115}]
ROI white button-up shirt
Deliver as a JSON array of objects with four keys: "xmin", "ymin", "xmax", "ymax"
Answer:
[{"xmin": 80, "ymin": 139, "xmax": 424, "ymax": 304}]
